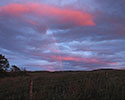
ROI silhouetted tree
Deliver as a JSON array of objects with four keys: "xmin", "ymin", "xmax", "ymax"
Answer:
[
  {"xmin": 0, "ymin": 54, "xmax": 9, "ymax": 72},
  {"xmin": 11, "ymin": 65, "xmax": 21, "ymax": 72}
]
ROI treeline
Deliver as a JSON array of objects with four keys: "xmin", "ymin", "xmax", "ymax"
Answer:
[{"xmin": 0, "ymin": 54, "xmax": 27, "ymax": 77}]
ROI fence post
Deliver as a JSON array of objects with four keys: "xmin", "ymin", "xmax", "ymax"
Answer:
[
  {"xmin": 105, "ymin": 72, "xmax": 108, "ymax": 79},
  {"xmin": 30, "ymin": 80, "xmax": 33, "ymax": 100}
]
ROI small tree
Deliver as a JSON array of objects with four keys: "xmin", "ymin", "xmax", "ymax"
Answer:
[
  {"xmin": 11, "ymin": 65, "xmax": 21, "ymax": 72},
  {"xmin": 21, "ymin": 67, "xmax": 27, "ymax": 72},
  {"xmin": 21, "ymin": 67, "xmax": 27, "ymax": 75},
  {"xmin": 0, "ymin": 54, "xmax": 9, "ymax": 72}
]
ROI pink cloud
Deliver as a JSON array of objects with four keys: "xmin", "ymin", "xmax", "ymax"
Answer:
[
  {"xmin": 50, "ymin": 55, "xmax": 117, "ymax": 65},
  {"xmin": 0, "ymin": 3, "xmax": 95, "ymax": 26}
]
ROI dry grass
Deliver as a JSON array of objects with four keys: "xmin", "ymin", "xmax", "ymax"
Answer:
[{"xmin": 0, "ymin": 70, "xmax": 125, "ymax": 100}]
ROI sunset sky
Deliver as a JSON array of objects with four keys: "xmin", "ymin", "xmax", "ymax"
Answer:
[{"xmin": 0, "ymin": 0, "xmax": 125, "ymax": 71}]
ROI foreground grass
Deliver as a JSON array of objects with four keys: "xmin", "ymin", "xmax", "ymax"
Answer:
[
  {"xmin": 0, "ymin": 69, "xmax": 125, "ymax": 100},
  {"xmin": 0, "ymin": 76, "xmax": 30, "ymax": 100}
]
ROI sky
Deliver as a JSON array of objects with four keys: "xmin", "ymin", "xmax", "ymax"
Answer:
[{"xmin": 0, "ymin": 0, "xmax": 125, "ymax": 71}]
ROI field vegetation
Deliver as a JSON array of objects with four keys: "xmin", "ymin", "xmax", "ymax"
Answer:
[{"xmin": 0, "ymin": 69, "xmax": 125, "ymax": 100}]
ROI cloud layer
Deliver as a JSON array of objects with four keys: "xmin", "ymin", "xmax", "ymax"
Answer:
[{"xmin": 0, "ymin": 0, "xmax": 125, "ymax": 71}]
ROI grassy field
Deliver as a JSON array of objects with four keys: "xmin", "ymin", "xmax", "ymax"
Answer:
[{"xmin": 0, "ymin": 69, "xmax": 125, "ymax": 100}]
